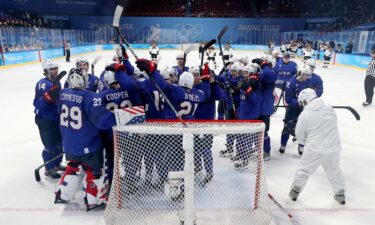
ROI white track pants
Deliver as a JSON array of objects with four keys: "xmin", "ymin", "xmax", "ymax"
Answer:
[{"xmin": 291, "ymin": 150, "xmax": 345, "ymax": 194}]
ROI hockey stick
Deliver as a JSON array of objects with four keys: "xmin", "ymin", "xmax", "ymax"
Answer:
[
  {"xmin": 182, "ymin": 43, "xmax": 199, "ymax": 70},
  {"xmin": 199, "ymin": 39, "xmax": 217, "ymax": 71},
  {"xmin": 53, "ymin": 71, "xmax": 67, "ymax": 86},
  {"xmin": 273, "ymin": 87, "xmax": 285, "ymax": 113},
  {"xmin": 113, "ymin": 0, "xmax": 186, "ymax": 126},
  {"xmin": 91, "ymin": 55, "xmax": 102, "ymax": 76},
  {"xmin": 268, "ymin": 193, "xmax": 302, "ymax": 225},
  {"xmin": 35, "ymin": 152, "xmax": 64, "ymax": 182},
  {"xmin": 275, "ymin": 105, "xmax": 360, "ymax": 120},
  {"xmin": 217, "ymin": 26, "xmax": 236, "ymax": 119}
]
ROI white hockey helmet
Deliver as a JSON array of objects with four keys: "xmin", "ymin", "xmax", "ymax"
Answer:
[
  {"xmin": 261, "ymin": 55, "xmax": 276, "ymax": 68},
  {"xmin": 176, "ymin": 51, "xmax": 185, "ymax": 60},
  {"xmin": 75, "ymin": 57, "xmax": 90, "ymax": 67},
  {"xmin": 305, "ymin": 58, "xmax": 316, "ymax": 68},
  {"xmin": 298, "ymin": 64, "xmax": 313, "ymax": 78},
  {"xmin": 67, "ymin": 68, "xmax": 88, "ymax": 89},
  {"xmin": 178, "ymin": 72, "xmax": 194, "ymax": 89},
  {"xmin": 230, "ymin": 62, "xmax": 242, "ymax": 72},
  {"xmin": 298, "ymin": 88, "xmax": 317, "ymax": 106},
  {"xmin": 242, "ymin": 63, "xmax": 258, "ymax": 74},
  {"xmin": 188, "ymin": 66, "xmax": 200, "ymax": 75},
  {"xmin": 42, "ymin": 59, "xmax": 59, "ymax": 76},
  {"xmin": 160, "ymin": 66, "xmax": 175, "ymax": 80},
  {"xmin": 104, "ymin": 70, "xmax": 117, "ymax": 87}
]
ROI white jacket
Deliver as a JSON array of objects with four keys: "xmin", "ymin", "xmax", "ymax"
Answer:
[{"xmin": 295, "ymin": 98, "xmax": 342, "ymax": 154}]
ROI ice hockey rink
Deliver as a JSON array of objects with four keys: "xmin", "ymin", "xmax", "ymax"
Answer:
[{"xmin": 0, "ymin": 48, "xmax": 374, "ymax": 225}]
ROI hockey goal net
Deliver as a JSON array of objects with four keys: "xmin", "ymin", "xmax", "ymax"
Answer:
[{"xmin": 104, "ymin": 120, "xmax": 271, "ymax": 225}]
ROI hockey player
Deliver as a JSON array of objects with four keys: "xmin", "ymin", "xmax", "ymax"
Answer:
[
  {"xmin": 280, "ymin": 42, "xmax": 287, "ymax": 54},
  {"xmin": 206, "ymin": 45, "xmax": 217, "ymax": 69},
  {"xmin": 272, "ymin": 48, "xmax": 283, "ymax": 75},
  {"xmin": 323, "ymin": 46, "xmax": 333, "ymax": 68},
  {"xmin": 233, "ymin": 63, "xmax": 262, "ymax": 168},
  {"xmin": 149, "ymin": 40, "xmax": 159, "ymax": 62},
  {"xmin": 55, "ymin": 68, "xmax": 117, "ymax": 211},
  {"xmin": 135, "ymin": 59, "xmax": 211, "ymax": 186},
  {"xmin": 305, "ymin": 58, "xmax": 317, "ymax": 72},
  {"xmin": 222, "ymin": 41, "xmax": 233, "ymax": 65},
  {"xmin": 217, "ymin": 62, "xmax": 243, "ymax": 158},
  {"xmin": 252, "ymin": 55, "xmax": 277, "ymax": 160},
  {"xmin": 65, "ymin": 57, "xmax": 100, "ymax": 92},
  {"xmin": 190, "ymin": 64, "xmax": 225, "ymax": 183},
  {"xmin": 289, "ymin": 88, "xmax": 346, "ymax": 205},
  {"xmin": 173, "ymin": 51, "xmax": 189, "ymax": 77},
  {"xmin": 33, "ymin": 59, "xmax": 65, "ymax": 179},
  {"xmin": 302, "ymin": 44, "xmax": 314, "ymax": 62},
  {"xmin": 279, "ymin": 65, "xmax": 323, "ymax": 155}
]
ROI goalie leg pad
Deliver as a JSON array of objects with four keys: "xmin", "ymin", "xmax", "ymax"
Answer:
[
  {"xmin": 84, "ymin": 170, "xmax": 109, "ymax": 210},
  {"xmin": 55, "ymin": 161, "xmax": 84, "ymax": 203}
]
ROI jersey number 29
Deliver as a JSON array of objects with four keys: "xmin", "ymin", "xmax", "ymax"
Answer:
[{"xmin": 60, "ymin": 104, "xmax": 82, "ymax": 130}]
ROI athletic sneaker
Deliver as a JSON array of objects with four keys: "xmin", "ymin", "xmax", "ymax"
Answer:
[
  {"xmin": 289, "ymin": 189, "xmax": 300, "ymax": 201},
  {"xmin": 334, "ymin": 189, "xmax": 346, "ymax": 205}
]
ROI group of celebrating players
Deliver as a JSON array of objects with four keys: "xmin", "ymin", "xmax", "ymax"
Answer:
[{"xmin": 33, "ymin": 39, "xmax": 347, "ymax": 211}]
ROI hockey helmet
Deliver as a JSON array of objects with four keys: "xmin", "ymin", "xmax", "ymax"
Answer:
[
  {"xmin": 298, "ymin": 88, "xmax": 317, "ymax": 106},
  {"xmin": 178, "ymin": 72, "xmax": 194, "ymax": 89}
]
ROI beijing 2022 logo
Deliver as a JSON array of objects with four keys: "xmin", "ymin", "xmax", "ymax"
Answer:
[{"xmin": 14, "ymin": 0, "xmax": 28, "ymax": 5}]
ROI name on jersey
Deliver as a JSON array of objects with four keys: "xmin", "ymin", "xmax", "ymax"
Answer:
[
  {"xmin": 105, "ymin": 91, "xmax": 129, "ymax": 101},
  {"xmin": 185, "ymin": 93, "xmax": 199, "ymax": 102},
  {"xmin": 61, "ymin": 93, "xmax": 83, "ymax": 103}
]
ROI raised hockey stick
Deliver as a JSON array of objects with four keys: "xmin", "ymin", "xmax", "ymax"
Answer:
[
  {"xmin": 275, "ymin": 105, "xmax": 360, "ymax": 120},
  {"xmin": 199, "ymin": 39, "xmax": 217, "ymax": 71},
  {"xmin": 91, "ymin": 55, "xmax": 102, "ymax": 75},
  {"xmin": 113, "ymin": 0, "xmax": 186, "ymax": 126},
  {"xmin": 53, "ymin": 71, "xmax": 67, "ymax": 86},
  {"xmin": 35, "ymin": 152, "xmax": 64, "ymax": 182},
  {"xmin": 217, "ymin": 26, "xmax": 236, "ymax": 119},
  {"xmin": 268, "ymin": 193, "xmax": 302, "ymax": 225},
  {"xmin": 182, "ymin": 43, "xmax": 199, "ymax": 70}
]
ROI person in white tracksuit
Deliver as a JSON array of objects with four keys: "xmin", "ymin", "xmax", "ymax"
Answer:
[{"xmin": 289, "ymin": 88, "xmax": 346, "ymax": 205}]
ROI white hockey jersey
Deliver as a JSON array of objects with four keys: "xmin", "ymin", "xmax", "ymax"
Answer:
[
  {"xmin": 223, "ymin": 47, "xmax": 233, "ymax": 57},
  {"xmin": 207, "ymin": 49, "xmax": 216, "ymax": 57},
  {"xmin": 324, "ymin": 49, "xmax": 333, "ymax": 57},
  {"xmin": 295, "ymin": 98, "xmax": 342, "ymax": 154},
  {"xmin": 303, "ymin": 48, "xmax": 314, "ymax": 57},
  {"xmin": 149, "ymin": 46, "xmax": 159, "ymax": 55}
]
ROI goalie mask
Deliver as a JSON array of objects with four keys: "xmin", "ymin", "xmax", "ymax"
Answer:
[
  {"xmin": 67, "ymin": 68, "xmax": 88, "ymax": 89},
  {"xmin": 298, "ymin": 88, "xmax": 317, "ymax": 107},
  {"xmin": 42, "ymin": 59, "xmax": 59, "ymax": 80}
]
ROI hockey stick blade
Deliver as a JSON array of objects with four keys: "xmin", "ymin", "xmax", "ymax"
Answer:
[
  {"xmin": 218, "ymin": 26, "xmax": 229, "ymax": 42},
  {"xmin": 204, "ymin": 39, "xmax": 216, "ymax": 50},
  {"xmin": 92, "ymin": 55, "xmax": 102, "ymax": 66},
  {"xmin": 53, "ymin": 71, "xmax": 67, "ymax": 86},
  {"xmin": 34, "ymin": 152, "xmax": 64, "ymax": 182},
  {"xmin": 113, "ymin": 0, "xmax": 128, "ymax": 27},
  {"xmin": 268, "ymin": 193, "xmax": 302, "ymax": 225},
  {"xmin": 275, "ymin": 105, "xmax": 360, "ymax": 120}
]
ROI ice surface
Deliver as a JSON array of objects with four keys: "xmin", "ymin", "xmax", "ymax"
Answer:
[{"xmin": 0, "ymin": 48, "xmax": 374, "ymax": 225}]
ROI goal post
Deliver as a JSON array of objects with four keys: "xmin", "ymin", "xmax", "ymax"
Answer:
[{"xmin": 104, "ymin": 120, "xmax": 272, "ymax": 225}]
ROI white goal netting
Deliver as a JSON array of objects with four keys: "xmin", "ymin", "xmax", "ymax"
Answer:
[{"xmin": 104, "ymin": 120, "xmax": 271, "ymax": 225}]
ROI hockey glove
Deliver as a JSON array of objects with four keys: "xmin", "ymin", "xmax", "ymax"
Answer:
[
  {"xmin": 116, "ymin": 43, "xmax": 129, "ymax": 60},
  {"xmin": 200, "ymin": 63, "xmax": 211, "ymax": 81},
  {"xmin": 105, "ymin": 63, "xmax": 126, "ymax": 72},
  {"xmin": 136, "ymin": 59, "xmax": 157, "ymax": 75},
  {"xmin": 241, "ymin": 81, "xmax": 253, "ymax": 94},
  {"xmin": 43, "ymin": 85, "xmax": 60, "ymax": 103}
]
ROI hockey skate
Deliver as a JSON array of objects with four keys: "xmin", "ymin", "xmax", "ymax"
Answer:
[
  {"xmin": 220, "ymin": 144, "xmax": 234, "ymax": 158},
  {"xmin": 334, "ymin": 190, "xmax": 346, "ymax": 205},
  {"xmin": 362, "ymin": 101, "xmax": 371, "ymax": 106},
  {"xmin": 263, "ymin": 152, "xmax": 271, "ymax": 161},
  {"xmin": 54, "ymin": 190, "xmax": 69, "ymax": 204},
  {"xmin": 230, "ymin": 154, "xmax": 241, "ymax": 162},
  {"xmin": 84, "ymin": 196, "xmax": 106, "ymax": 211},
  {"xmin": 55, "ymin": 164, "xmax": 66, "ymax": 172},
  {"xmin": 45, "ymin": 168, "xmax": 61, "ymax": 179},
  {"xmin": 234, "ymin": 159, "xmax": 249, "ymax": 169},
  {"xmin": 279, "ymin": 145, "xmax": 286, "ymax": 154},
  {"xmin": 289, "ymin": 189, "xmax": 300, "ymax": 201},
  {"xmin": 202, "ymin": 173, "xmax": 213, "ymax": 185}
]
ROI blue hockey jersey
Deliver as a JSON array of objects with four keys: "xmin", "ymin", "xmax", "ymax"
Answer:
[{"xmin": 33, "ymin": 77, "xmax": 60, "ymax": 121}]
